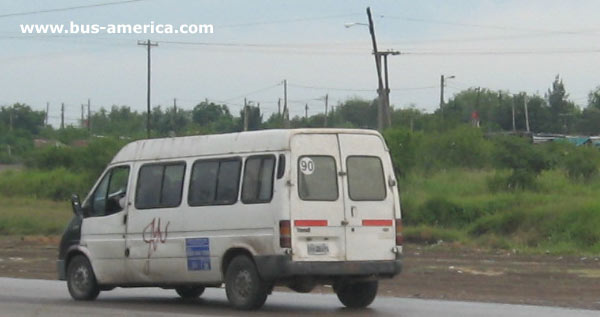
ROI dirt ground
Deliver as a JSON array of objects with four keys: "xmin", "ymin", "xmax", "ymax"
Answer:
[{"xmin": 1, "ymin": 236, "xmax": 599, "ymax": 310}]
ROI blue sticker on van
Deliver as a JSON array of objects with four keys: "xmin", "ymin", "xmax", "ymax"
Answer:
[{"xmin": 185, "ymin": 238, "xmax": 211, "ymax": 271}]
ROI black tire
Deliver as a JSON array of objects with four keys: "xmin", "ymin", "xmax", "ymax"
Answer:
[
  {"xmin": 67, "ymin": 255, "xmax": 100, "ymax": 301},
  {"xmin": 335, "ymin": 280, "xmax": 378, "ymax": 308},
  {"xmin": 225, "ymin": 255, "xmax": 269, "ymax": 310},
  {"xmin": 175, "ymin": 286, "xmax": 205, "ymax": 299}
]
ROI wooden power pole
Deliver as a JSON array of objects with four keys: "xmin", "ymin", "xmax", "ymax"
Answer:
[{"xmin": 138, "ymin": 39, "xmax": 158, "ymax": 138}]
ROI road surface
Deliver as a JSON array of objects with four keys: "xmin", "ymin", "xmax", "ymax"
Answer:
[{"xmin": 0, "ymin": 277, "xmax": 596, "ymax": 316}]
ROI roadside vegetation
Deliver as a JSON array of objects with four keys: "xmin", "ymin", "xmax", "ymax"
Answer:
[{"xmin": 1, "ymin": 75, "xmax": 599, "ymax": 254}]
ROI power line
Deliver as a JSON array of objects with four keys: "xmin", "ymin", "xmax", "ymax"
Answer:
[
  {"xmin": 222, "ymin": 82, "xmax": 283, "ymax": 102},
  {"xmin": 287, "ymin": 82, "xmax": 437, "ymax": 92},
  {"xmin": 219, "ymin": 13, "xmax": 361, "ymax": 28},
  {"xmin": 0, "ymin": 0, "xmax": 148, "ymax": 19},
  {"xmin": 379, "ymin": 15, "xmax": 600, "ymax": 35},
  {"xmin": 403, "ymin": 48, "xmax": 600, "ymax": 56}
]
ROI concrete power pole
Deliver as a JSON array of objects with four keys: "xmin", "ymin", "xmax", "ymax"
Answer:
[
  {"xmin": 366, "ymin": 7, "xmax": 385, "ymax": 132},
  {"xmin": 305, "ymin": 104, "xmax": 308, "ymax": 120},
  {"xmin": 440, "ymin": 75, "xmax": 445, "ymax": 111},
  {"xmin": 440, "ymin": 74, "xmax": 455, "ymax": 113},
  {"xmin": 524, "ymin": 94, "xmax": 530, "ymax": 133},
  {"xmin": 324, "ymin": 94, "xmax": 329, "ymax": 127},
  {"xmin": 277, "ymin": 98, "xmax": 281, "ymax": 117},
  {"xmin": 45, "ymin": 102, "xmax": 49, "ymax": 126},
  {"xmin": 283, "ymin": 79, "xmax": 290, "ymax": 128},
  {"xmin": 60, "ymin": 103, "xmax": 65, "ymax": 130},
  {"xmin": 81, "ymin": 104, "xmax": 85, "ymax": 128},
  {"xmin": 138, "ymin": 39, "xmax": 158, "ymax": 139},
  {"xmin": 243, "ymin": 98, "xmax": 249, "ymax": 131},
  {"xmin": 511, "ymin": 97, "xmax": 516, "ymax": 132},
  {"xmin": 87, "ymin": 99, "xmax": 91, "ymax": 132}
]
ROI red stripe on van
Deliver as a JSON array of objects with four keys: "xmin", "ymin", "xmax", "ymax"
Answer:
[
  {"xmin": 294, "ymin": 220, "xmax": 328, "ymax": 227},
  {"xmin": 362, "ymin": 219, "xmax": 393, "ymax": 226}
]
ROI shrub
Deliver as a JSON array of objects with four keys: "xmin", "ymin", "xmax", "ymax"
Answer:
[{"xmin": 407, "ymin": 196, "xmax": 487, "ymax": 228}]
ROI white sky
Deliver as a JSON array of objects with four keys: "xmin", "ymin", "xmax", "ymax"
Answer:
[{"xmin": 1, "ymin": 0, "xmax": 600, "ymax": 127}]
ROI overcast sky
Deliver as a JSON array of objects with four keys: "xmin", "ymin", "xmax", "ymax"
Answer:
[{"xmin": 2, "ymin": 0, "xmax": 600, "ymax": 126}]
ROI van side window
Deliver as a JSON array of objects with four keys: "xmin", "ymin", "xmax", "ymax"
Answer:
[
  {"xmin": 242, "ymin": 155, "xmax": 275, "ymax": 204},
  {"xmin": 88, "ymin": 165, "xmax": 130, "ymax": 217},
  {"xmin": 189, "ymin": 158, "xmax": 241, "ymax": 206},
  {"xmin": 347, "ymin": 156, "xmax": 386, "ymax": 201},
  {"xmin": 298, "ymin": 156, "xmax": 338, "ymax": 201},
  {"xmin": 135, "ymin": 162, "xmax": 185, "ymax": 209}
]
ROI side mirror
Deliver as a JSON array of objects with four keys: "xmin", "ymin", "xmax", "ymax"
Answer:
[{"xmin": 71, "ymin": 194, "xmax": 83, "ymax": 216}]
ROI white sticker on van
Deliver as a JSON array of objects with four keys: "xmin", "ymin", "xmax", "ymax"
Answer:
[{"xmin": 299, "ymin": 157, "xmax": 315, "ymax": 175}]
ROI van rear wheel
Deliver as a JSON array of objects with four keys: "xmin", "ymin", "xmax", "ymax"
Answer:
[
  {"xmin": 335, "ymin": 280, "xmax": 378, "ymax": 308},
  {"xmin": 175, "ymin": 286, "xmax": 205, "ymax": 299},
  {"xmin": 225, "ymin": 255, "xmax": 268, "ymax": 310},
  {"xmin": 67, "ymin": 255, "xmax": 100, "ymax": 301}
]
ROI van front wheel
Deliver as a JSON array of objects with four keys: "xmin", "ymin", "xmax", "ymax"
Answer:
[
  {"xmin": 335, "ymin": 280, "xmax": 378, "ymax": 308},
  {"xmin": 67, "ymin": 255, "xmax": 100, "ymax": 301},
  {"xmin": 225, "ymin": 255, "xmax": 268, "ymax": 310}
]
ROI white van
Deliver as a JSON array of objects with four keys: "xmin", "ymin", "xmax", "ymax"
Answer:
[{"xmin": 58, "ymin": 128, "xmax": 403, "ymax": 310}]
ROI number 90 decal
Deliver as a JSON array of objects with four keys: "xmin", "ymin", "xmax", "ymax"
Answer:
[{"xmin": 299, "ymin": 157, "xmax": 315, "ymax": 175}]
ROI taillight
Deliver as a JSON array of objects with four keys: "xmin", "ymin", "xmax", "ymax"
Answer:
[
  {"xmin": 395, "ymin": 218, "xmax": 403, "ymax": 245},
  {"xmin": 279, "ymin": 220, "xmax": 291, "ymax": 248}
]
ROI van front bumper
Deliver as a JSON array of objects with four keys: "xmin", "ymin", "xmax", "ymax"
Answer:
[{"xmin": 254, "ymin": 254, "xmax": 402, "ymax": 281}]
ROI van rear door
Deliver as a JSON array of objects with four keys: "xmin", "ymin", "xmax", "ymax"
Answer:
[
  {"xmin": 338, "ymin": 134, "xmax": 395, "ymax": 261},
  {"xmin": 290, "ymin": 134, "xmax": 346, "ymax": 261}
]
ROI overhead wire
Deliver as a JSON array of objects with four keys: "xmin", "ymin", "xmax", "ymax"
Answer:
[{"xmin": 0, "ymin": 0, "xmax": 148, "ymax": 19}]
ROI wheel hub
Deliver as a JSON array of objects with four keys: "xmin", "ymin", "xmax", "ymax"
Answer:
[
  {"xmin": 234, "ymin": 270, "xmax": 252, "ymax": 298},
  {"xmin": 73, "ymin": 266, "xmax": 89, "ymax": 291}
]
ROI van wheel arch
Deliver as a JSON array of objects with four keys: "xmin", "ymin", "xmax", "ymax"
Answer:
[
  {"xmin": 221, "ymin": 248, "xmax": 255, "ymax": 278},
  {"xmin": 65, "ymin": 250, "xmax": 87, "ymax": 272}
]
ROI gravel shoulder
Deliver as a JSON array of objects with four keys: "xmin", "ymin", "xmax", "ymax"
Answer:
[{"xmin": 1, "ymin": 236, "xmax": 598, "ymax": 310}]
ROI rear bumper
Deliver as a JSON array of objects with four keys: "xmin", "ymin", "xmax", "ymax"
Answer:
[{"xmin": 254, "ymin": 254, "xmax": 402, "ymax": 281}]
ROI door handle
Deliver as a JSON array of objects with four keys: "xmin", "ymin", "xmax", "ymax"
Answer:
[
  {"xmin": 341, "ymin": 220, "xmax": 349, "ymax": 226},
  {"xmin": 351, "ymin": 206, "xmax": 357, "ymax": 217}
]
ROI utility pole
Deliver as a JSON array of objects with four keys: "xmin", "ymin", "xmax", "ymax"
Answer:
[
  {"xmin": 8, "ymin": 106, "xmax": 12, "ymax": 131},
  {"xmin": 440, "ymin": 75, "xmax": 445, "ymax": 111},
  {"xmin": 367, "ymin": 7, "xmax": 385, "ymax": 132},
  {"xmin": 523, "ymin": 94, "xmax": 530, "ymax": 133},
  {"xmin": 324, "ymin": 94, "xmax": 329, "ymax": 127},
  {"xmin": 81, "ymin": 104, "xmax": 85, "ymax": 128},
  {"xmin": 511, "ymin": 96, "xmax": 516, "ymax": 132},
  {"xmin": 173, "ymin": 98, "xmax": 177, "ymax": 112},
  {"xmin": 305, "ymin": 104, "xmax": 308, "ymax": 120},
  {"xmin": 45, "ymin": 102, "xmax": 49, "ymax": 126},
  {"xmin": 60, "ymin": 103, "xmax": 65, "ymax": 130},
  {"xmin": 277, "ymin": 98, "xmax": 281, "ymax": 117},
  {"xmin": 138, "ymin": 39, "xmax": 158, "ymax": 139},
  {"xmin": 379, "ymin": 51, "xmax": 399, "ymax": 127},
  {"xmin": 243, "ymin": 98, "xmax": 249, "ymax": 131},
  {"xmin": 283, "ymin": 79, "xmax": 290, "ymax": 128},
  {"xmin": 440, "ymin": 74, "xmax": 455, "ymax": 113},
  {"xmin": 87, "ymin": 99, "xmax": 91, "ymax": 132}
]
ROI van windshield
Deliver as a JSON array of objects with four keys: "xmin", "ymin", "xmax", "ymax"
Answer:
[
  {"xmin": 298, "ymin": 156, "xmax": 338, "ymax": 201},
  {"xmin": 347, "ymin": 156, "xmax": 386, "ymax": 201}
]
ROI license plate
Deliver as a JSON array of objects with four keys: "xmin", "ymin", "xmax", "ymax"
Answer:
[{"xmin": 307, "ymin": 243, "xmax": 329, "ymax": 255}]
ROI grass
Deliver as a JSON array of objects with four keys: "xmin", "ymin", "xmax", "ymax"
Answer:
[
  {"xmin": 0, "ymin": 195, "xmax": 72, "ymax": 235},
  {"xmin": 1, "ymin": 167, "xmax": 599, "ymax": 255},
  {"xmin": 401, "ymin": 168, "xmax": 600, "ymax": 255}
]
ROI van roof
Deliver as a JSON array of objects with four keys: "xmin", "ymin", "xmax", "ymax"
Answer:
[{"xmin": 110, "ymin": 128, "xmax": 385, "ymax": 164}]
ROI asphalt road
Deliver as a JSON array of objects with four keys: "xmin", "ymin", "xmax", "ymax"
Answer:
[{"xmin": 0, "ymin": 277, "xmax": 597, "ymax": 317}]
